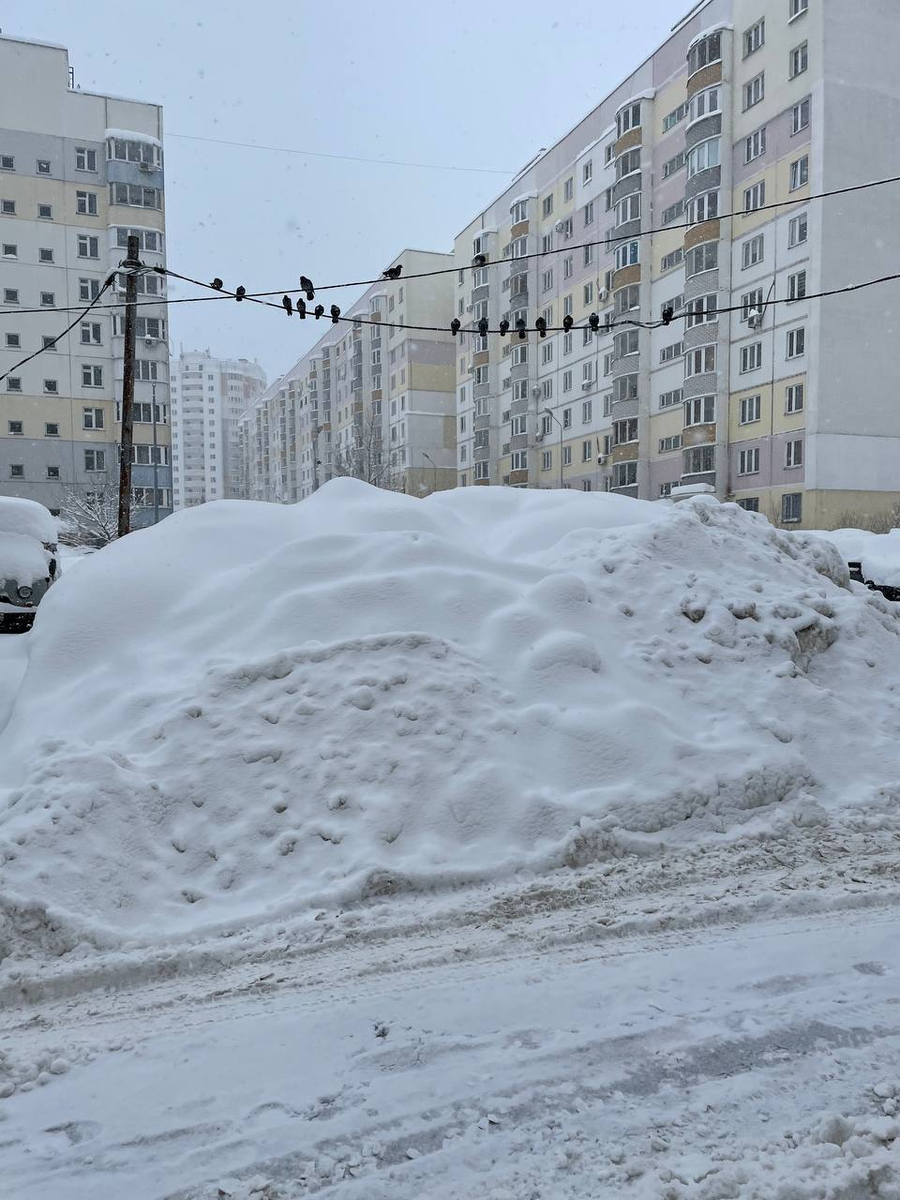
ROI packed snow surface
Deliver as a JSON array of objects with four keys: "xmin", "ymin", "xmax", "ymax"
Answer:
[
  {"xmin": 810, "ymin": 527, "xmax": 900, "ymax": 588},
  {"xmin": 2, "ymin": 481, "xmax": 900, "ymax": 961},
  {"xmin": 0, "ymin": 496, "xmax": 58, "ymax": 544},
  {"xmin": 0, "ymin": 534, "xmax": 53, "ymax": 588}
]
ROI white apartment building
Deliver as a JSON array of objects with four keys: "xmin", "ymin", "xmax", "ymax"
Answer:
[
  {"xmin": 454, "ymin": 0, "xmax": 900, "ymax": 530},
  {"xmin": 170, "ymin": 350, "xmax": 266, "ymax": 506},
  {"xmin": 242, "ymin": 249, "xmax": 456, "ymax": 503},
  {"xmin": 0, "ymin": 35, "xmax": 171, "ymax": 525}
]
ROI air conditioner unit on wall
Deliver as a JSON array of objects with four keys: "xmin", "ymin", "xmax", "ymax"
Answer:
[
  {"xmin": 554, "ymin": 220, "xmax": 565, "ymax": 233},
  {"xmin": 598, "ymin": 287, "xmax": 609, "ymax": 302}
]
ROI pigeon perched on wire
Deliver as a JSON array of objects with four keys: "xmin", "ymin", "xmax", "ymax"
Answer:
[
  {"xmin": 473, "ymin": 254, "xmax": 486, "ymax": 267},
  {"xmin": 383, "ymin": 265, "xmax": 402, "ymax": 280},
  {"xmin": 210, "ymin": 278, "xmax": 223, "ymax": 290},
  {"xmin": 499, "ymin": 319, "xmax": 510, "ymax": 337},
  {"xmin": 661, "ymin": 306, "xmax": 674, "ymax": 325},
  {"xmin": 314, "ymin": 304, "xmax": 325, "ymax": 319},
  {"xmin": 235, "ymin": 286, "xmax": 246, "ymax": 302},
  {"xmin": 563, "ymin": 314, "xmax": 573, "ymax": 332},
  {"xmin": 477, "ymin": 317, "xmax": 489, "ymax": 336},
  {"xmin": 535, "ymin": 317, "xmax": 547, "ymax": 338},
  {"xmin": 282, "ymin": 295, "xmax": 293, "ymax": 316},
  {"xmin": 516, "ymin": 318, "xmax": 527, "ymax": 340},
  {"xmin": 450, "ymin": 318, "xmax": 461, "ymax": 336},
  {"xmin": 297, "ymin": 298, "xmax": 307, "ymax": 319},
  {"xmin": 589, "ymin": 312, "xmax": 600, "ymax": 331},
  {"xmin": 300, "ymin": 276, "xmax": 315, "ymax": 301},
  {"xmin": 330, "ymin": 304, "xmax": 341, "ymax": 324}
]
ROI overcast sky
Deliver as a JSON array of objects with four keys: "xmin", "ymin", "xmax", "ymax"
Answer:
[{"xmin": 7, "ymin": 0, "xmax": 683, "ymax": 386}]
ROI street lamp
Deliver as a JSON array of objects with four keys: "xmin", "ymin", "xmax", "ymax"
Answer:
[
  {"xmin": 422, "ymin": 451, "xmax": 438, "ymax": 494},
  {"xmin": 311, "ymin": 425, "xmax": 324, "ymax": 492},
  {"xmin": 543, "ymin": 407, "xmax": 564, "ymax": 490}
]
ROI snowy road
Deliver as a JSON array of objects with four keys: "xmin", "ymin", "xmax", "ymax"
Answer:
[{"xmin": 2, "ymin": 826, "xmax": 899, "ymax": 1199}]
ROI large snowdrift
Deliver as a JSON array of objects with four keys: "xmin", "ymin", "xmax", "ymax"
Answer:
[{"xmin": 2, "ymin": 482, "xmax": 900, "ymax": 961}]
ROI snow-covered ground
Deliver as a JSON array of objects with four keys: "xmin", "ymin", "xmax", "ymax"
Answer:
[{"xmin": 1, "ymin": 484, "xmax": 899, "ymax": 1197}]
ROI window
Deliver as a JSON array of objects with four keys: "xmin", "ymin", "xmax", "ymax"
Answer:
[
  {"xmin": 541, "ymin": 268, "xmax": 554, "ymax": 292},
  {"xmin": 687, "ymin": 86, "xmax": 721, "ymax": 125},
  {"xmin": 738, "ymin": 447, "xmax": 760, "ymax": 475},
  {"xmin": 38, "ymin": 203, "xmax": 52, "ymax": 219},
  {"xmin": 686, "ymin": 241, "xmax": 718, "ymax": 278},
  {"xmin": 745, "ymin": 127, "xmax": 767, "ymax": 163},
  {"xmin": 744, "ymin": 181, "xmax": 766, "ymax": 213},
  {"xmin": 42, "ymin": 336, "xmax": 56, "ymax": 350},
  {"xmin": 0, "ymin": 156, "xmax": 14, "ymax": 171},
  {"xmin": 744, "ymin": 74, "xmax": 765, "ymax": 111},
  {"xmin": 614, "ymin": 329, "xmax": 639, "ymax": 358},
  {"xmin": 663, "ymin": 101, "xmax": 688, "ymax": 132},
  {"xmin": 563, "ymin": 446, "xmax": 572, "ymax": 466},
  {"xmin": 76, "ymin": 191, "xmax": 98, "ymax": 216},
  {"xmin": 583, "ymin": 281, "xmax": 594, "ymax": 305},
  {"xmin": 659, "ymin": 388, "xmax": 683, "ymax": 409},
  {"xmin": 563, "ymin": 331, "xmax": 573, "ymax": 355},
  {"xmin": 685, "ymin": 346, "xmax": 717, "ymax": 379},
  {"xmin": 789, "ymin": 212, "xmax": 808, "ymax": 246},
  {"xmin": 36, "ymin": 159, "xmax": 50, "ymax": 174},
  {"xmin": 563, "ymin": 408, "xmax": 572, "ymax": 429},
  {"xmin": 789, "ymin": 0, "xmax": 809, "ymax": 18},
  {"xmin": 510, "ymin": 415, "xmax": 527, "ymax": 436},
  {"xmin": 741, "ymin": 342, "xmax": 763, "ymax": 373},
  {"xmin": 788, "ymin": 270, "xmax": 807, "ymax": 302},
  {"xmin": 84, "ymin": 448, "xmax": 106, "ymax": 472},
  {"xmin": 584, "ymin": 200, "xmax": 595, "ymax": 226},
  {"xmin": 744, "ymin": 18, "xmax": 765, "ymax": 57},
  {"xmin": 9, "ymin": 464, "xmax": 24, "ymax": 478},
  {"xmin": 659, "ymin": 435, "xmax": 682, "ymax": 453},
  {"xmin": 564, "ymin": 176, "xmax": 574, "ymax": 201},
  {"xmin": 40, "ymin": 291, "xmax": 55, "ymax": 307},
  {"xmin": 792, "ymin": 98, "xmax": 811, "ymax": 135},
  {"xmin": 790, "ymin": 41, "xmax": 808, "ymax": 78},
  {"xmin": 2, "ymin": 243, "xmax": 16, "ymax": 258},
  {"xmin": 510, "ymin": 451, "xmax": 527, "ymax": 471},
  {"xmin": 563, "ymin": 369, "xmax": 573, "ymax": 393},
  {"xmin": 77, "ymin": 234, "xmax": 100, "ymax": 258},
  {"xmin": 45, "ymin": 422, "xmax": 59, "ymax": 437},
  {"xmin": 616, "ymin": 102, "xmax": 641, "ymax": 137},
  {"xmin": 616, "ymin": 194, "xmax": 640, "ymax": 227},
  {"xmin": 542, "ymin": 449, "xmax": 553, "ymax": 471},
  {"xmin": 582, "ymin": 400, "xmax": 592, "ymax": 423},
  {"xmin": 790, "ymin": 155, "xmax": 809, "ymax": 191},
  {"xmin": 787, "ymin": 327, "xmax": 806, "ymax": 358},
  {"xmin": 474, "ymin": 461, "xmax": 489, "ymax": 481},
  {"xmin": 616, "ymin": 148, "xmax": 641, "ymax": 179},
  {"xmin": 662, "ymin": 199, "xmax": 685, "ymax": 225},
  {"xmin": 560, "ymin": 216, "xmax": 573, "ymax": 239},
  {"xmin": 582, "ymin": 361, "xmax": 595, "ymax": 384},
  {"xmin": 661, "ymin": 151, "xmax": 686, "ymax": 182},
  {"xmin": 617, "ymin": 285, "xmax": 640, "ymax": 315},
  {"xmin": 8, "ymin": 421, "xmax": 23, "ymax": 435},
  {"xmin": 582, "ymin": 160, "xmax": 593, "ymax": 185},
  {"xmin": 1, "ymin": 199, "xmax": 14, "ymax": 215},
  {"xmin": 661, "ymin": 247, "xmax": 684, "ymax": 272},
  {"xmin": 82, "ymin": 365, "xmax": 103, "ymax": 387},
  {"xmin": 115, "ymin": 228, "xmax": 163, "ymax": 253},
  {"xmin": 786, "ymin": 439, "xmax": 803, "ymax": 468},
  {"xmin": 75, "ymin": 147, "xmax": 98, "ymax": 171},
  {"xmin": 685, "ymin": 294, "xmax": 718, "ymax": 328},
  {"xmin": 786, "ymin": 383, "xmax": 805, "ymax": 413},
  {"xmin": 37, "ymin": 249, "xmax": 56, "ymax": 267},
  {"xmin": 686, "ymin": 138, "xmax": 720, "ymax": 179},
  {"xmin": 688, "ymin": 31, "xmax": 722, "ymax": 76},
  {"xmin": 614, "ymin": 374, "xmax": 638, "ymax": 403},
  {"xmin": 83, "ymin": 407, "xmax": 104, "ymax": 430},
  {"xmin": 542, "ymin": 342, "xmax": 554, "ymax": 365},
  {"xmin": 737, "ymin": 497, "xmax": 760, "ymax": 512},
  {"xmin": 578, "ymin": 439, "xmax": 591, "ymax": 463},
  {"xmin": 509, "ymin": 236, "xmax": 527, "ymax": 259},
  {"xmin": 614, "ymin": 418, "xmax": 638, "ymax": 445},
  {"xmin": 43, "ymin": 379, "xmax": 58, "ymax": 394},
  {"xmin": 742, "ymin": 234, "xmax": 765, "ymax": 269},
  {"xmin": 542, "ymin": 194, "xmax": 554, "ymax": 218},
  {"xmin": 510, "ymin": 199, "xmax": 528, "ymax": 224},
  {"xmin": 614, "ymin": 240, "xmax": 640, "ymax": 271},
  {"xmin": 5, "ymin": 375, "xmax": 21, "ymax": 392},
  {"xmin": 5, "ymin": 333, "xmax": 19, "ymax": 348},
  {"xmin": 777, "ymin": 491, "xmax": 803, "ymax": 524},
  {"xmin": 612, "ymin": 461, "xmax": 638, "ymax": 488},
  {"xmin": 110, "ymin": 182, "xmax": 162, "ymax": 209},
  {"xmin": 512, "ymin": 345, "xmax": 527, "ymax": 366},
  {"xmin": 684, "ymin": 395, "xmax": 715, "ymax": 426},
  {"xmin": 660, "ymin": 340, "xmax": 684, "ymax": 362},
  {"xmin": 741, "ymin": 288, "xmax": 764, "ymax": 320},
  {"xmin": 3, "ymin": 288, "xmax": 18, "ymax": 305},
  {"xmin": 740, "ymin": 394, "xmax": 762, "ymax": 424}
]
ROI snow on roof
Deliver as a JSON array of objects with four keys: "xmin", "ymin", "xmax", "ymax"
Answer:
[
  {"xmin": 0, "ymin": 496, "xmax": 58, "ymax": 543},
  {"xmin": 509, "ymin": 191, "xmax": 537, "ymax": 207},
  {"xmin": 105, "ymin": 128, "xmax": 161, "ymax": 148},
  {"xmin": 616, "ymin": 88, "xmax": 657, "ymax": 110},
  {"xmin": 0, "ymin": 34, "xmax": 68, "ymax": 51},
  {"xmin": 688, "ymin": 22, "xmax": 734, "ymax": 50}
]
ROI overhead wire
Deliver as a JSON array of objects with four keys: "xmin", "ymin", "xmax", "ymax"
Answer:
[{"xmin": 0, "ymin": 273, "xmax": 117, "ymax": 384}]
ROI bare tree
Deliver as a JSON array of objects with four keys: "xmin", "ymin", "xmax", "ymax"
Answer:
[
  {"xmin": 59, "ymin": 483, "xmax": 126, "ymax": 547},
  {"xmin": 329, "ymin": 409, "xmax": 405, "ymax": 493},
  {"xmin": 832, "ymin": 500, "xmax": 900, "ymax": 534}
]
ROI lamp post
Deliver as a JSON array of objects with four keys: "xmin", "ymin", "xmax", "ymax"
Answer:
[
  {"xmin": 544, "ymin": 408, "xmax": 564, "ymax": 490},
  {"xmin": 422, "ymin": 451, "xmax": 438, "ymax": 494},
  {"xmin": 311, "ymin": 424, "xmax": 324, "ymax": 492}
]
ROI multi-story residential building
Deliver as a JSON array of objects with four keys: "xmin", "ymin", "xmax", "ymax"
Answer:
[
  {"xmin": 170, "ymin": 350, "xmax": 266, "ymax": 506},
  {"xmin": 0, "ymin": 35, "xmax": 171, "ymax": 526},
  {"xmin": 242, "ymin": 249, "xmax": 456, "ymax": 503},
  {"xmin": 454, "ymin": 0, "xmax": 899, "ymax": 528}
]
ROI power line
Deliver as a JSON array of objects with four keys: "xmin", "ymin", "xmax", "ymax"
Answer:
[
  {"xmin": 167, "ymin": 131, "xmax": 514, "ymax": 176},
  {"xmin": 0, "ymin": 274, "xmax": 116, "ymax": 384}
]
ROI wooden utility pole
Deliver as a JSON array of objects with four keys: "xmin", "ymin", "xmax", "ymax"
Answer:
[{"xmin": 117, "ymin": 234, "xmax": 140, "ymax": 537}]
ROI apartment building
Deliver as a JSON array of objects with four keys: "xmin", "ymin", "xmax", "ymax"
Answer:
[
  {"xmin": 0, "ymin": 35, "xmax": 171, "ymax": 526},
  {"xmin": 170, "ymin": 350, "xmax": 266, "ymax": 507},
  {"xmin": 242, "ymin": 249, "xmax": 456, "ymax": 503},
  {"xmin": 454, "ymin": 0, "xmax": 899, "ymax": 529}
]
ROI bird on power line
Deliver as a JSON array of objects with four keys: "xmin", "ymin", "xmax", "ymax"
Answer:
[
  {"xmin": 282, "ymin": 295, "xmax": 293, "ymax": 316},
  {"xmin": 535, "ymin": 316, "xmax": 547, "ymax": 338},
  {"xmin": 330, "ymin": 304, "xmax": 341, "ymax": 324},
  {"xmin": 450, "ymin": 318, "xmax": 461, "ymax": 336},
  {"xmin": 210, "ymin": 278, "xmax": 224, "ymax": 290},
  {"xmin": 297, "ymin": 298, "xmax": 307, "ymax": 319},
  {"xmin": 473, "ymin": 254, "xmax": 486, "ymax": 267},
  {"xmin": 235, "ymin": 286, "xmax": 246, "ymax": 302},
  {"xmin": 563, "ymin": 314, "xmax": 573, "ymax": 332},
  {"xmin": 516, "ymin": 318, "xmax": 527, "ymax": 340},
  {"xmin": 661, "ymin": 306, "xmax": 674, "ymax": 325},
  {"xmin": 478, "ymin": 317, "xmax": 489, "ymax": 336},
  {"xmin": 589, "ymin": 312, "xmax": 599, "ymax": 331},
  {"xmin": 383, "ymin": 265, "xmax": 402, "ymax": 279},
  {"xmin": 499, "ymin": 319, "xmax": 510, "ymax": 337},
  {"xmin": 300, "ymin": 276, "xmax": 315, "ymax": 301},
  {"xmin": 314, "ymin": 304, "xmax": 325, "ymax": 319}
]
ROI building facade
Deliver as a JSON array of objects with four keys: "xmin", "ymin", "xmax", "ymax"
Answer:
[
  {"xmin": 454, "ymin": 0, "xmax": 899, "ymax": 529},
  {"xmin": 0, "ymin": 35, "xmax": 172, "ymax": 527},
  {"xmin": 170, "ymin": 350, "xmax": 266, "ymax": 507},
  {"xmin": 242, "ymin": 249, "xmax": 456, "ymax": 503}
]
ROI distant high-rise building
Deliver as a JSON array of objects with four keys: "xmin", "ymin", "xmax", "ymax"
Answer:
[
  {"xmin": 454, "ymin": 0, "xmax": 900, "ymax": 529},
  {"xmin": 0, "ymin": 35, "xmax": 171, "ymax": 525},
  {"xmin": 170, "ymin": 350, "xmax": 266, "ymax": 506}
]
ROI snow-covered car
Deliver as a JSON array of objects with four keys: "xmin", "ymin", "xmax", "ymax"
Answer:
[{"xmin": 0, "ymin": 496, "xmax": 61, "ymax": 632}]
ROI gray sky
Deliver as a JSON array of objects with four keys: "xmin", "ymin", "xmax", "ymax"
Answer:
[{"xmin": 7, "ymin": 0, "xmax": 682, "ymax": 385}]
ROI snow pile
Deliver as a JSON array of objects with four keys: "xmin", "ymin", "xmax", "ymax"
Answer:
[
  {"xmin": 0, "ymin": 496, "xmax": 58, "ymax": 544},
  {"xmin": 809, "ymin": 526, "xmax": 900, "ymax": 588},
  {"xmin": 0, "ymin": 534, "xmax": 53, "ymax": 588},
  {"xmin": 2, "ymin": 481, "xmax": 900, "ymax": 961}
]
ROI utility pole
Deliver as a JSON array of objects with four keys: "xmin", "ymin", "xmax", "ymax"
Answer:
[
  {"xmin": 117, "ymin": 234, "xmax": 140, "ymax": 537},
  {"xmin": 311, "ymin": 424, "xmax": 323, "ymax": 491},
  {"xmin": 151, "ymin": 379, "xmax": 159, "ymax": 525},
  {"xmin": 544, "ymin": 408, "xmax": 564, "ymax": 490},
  {"xmin": 422, "ymin": 451, "xmax": 438, "ymax": 494}
]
